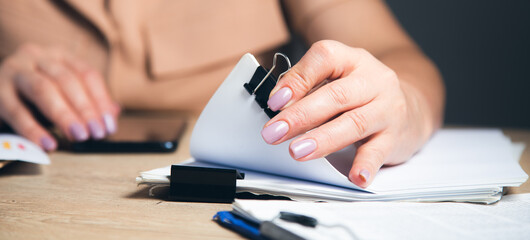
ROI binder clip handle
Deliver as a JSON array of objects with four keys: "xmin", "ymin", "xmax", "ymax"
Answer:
[
  {"xmin": 244, "ymin": 53, "xmax": 292, "ymax": 118},
  {"xmin": 252, "ymin": 53, "xmax": 292, "ymax": 94}
]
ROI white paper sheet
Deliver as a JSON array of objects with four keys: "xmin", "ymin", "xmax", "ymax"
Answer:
[
  {"xmin": 233, "ymin": 193, "xmax": 530, "ymax": 240},
  {"xmin": 137, "ymin": 161, "xmax": 503, "ymax": 203},
  {"xmin": 370, "ymin": 129, "xmax": 527, "ymax": 193}
]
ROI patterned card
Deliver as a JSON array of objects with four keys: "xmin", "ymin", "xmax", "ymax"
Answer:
[{"xmin": 0, "ymin": 134, "xmax": 50, "ymax": 165}]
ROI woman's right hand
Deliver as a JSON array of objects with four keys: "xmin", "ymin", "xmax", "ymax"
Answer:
[{"xmin": 0, "ymin": 43, "xmax": 120, "ymax": 151}]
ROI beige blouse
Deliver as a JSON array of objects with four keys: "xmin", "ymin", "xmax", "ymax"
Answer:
[{"xmin": 0, "ymin": 0, "xmax": 344, "ymax": 112}]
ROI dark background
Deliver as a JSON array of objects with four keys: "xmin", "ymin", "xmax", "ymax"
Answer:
[
  {"xmin": 386, "ymin": 0, "xmax": 530, "ymax": 128},
  {"xmin": 283, "ymin": 1, "xmax": 530, "ymax": 128}
]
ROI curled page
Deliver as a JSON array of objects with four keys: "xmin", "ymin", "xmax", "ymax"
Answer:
[{"xmin": 190, "ymin": 53, "xmax": 363, "ymax": 191}]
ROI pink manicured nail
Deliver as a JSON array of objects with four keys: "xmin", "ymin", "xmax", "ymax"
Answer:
[
  {"xmin": 359, "ymin": 169, "xmax": 371, "ymax": 182},
  {"xmin": 40, "ymin": 136, "xmax": 57, "ymax": 151},
  {"xmin": 88, "ymin": 120, "xmax": 105, "ymax": 140},
  {"xmin": 267, "ymin": 87, "xmax": 292, "ymax": 111},
  {"xmin": 102, "ymin": 113, "xmax": 116, "ymax": 134},
  {"xmin": 69, "ymin": 122, "xmax": 89, "ymax": 142},
  {"xmin": 261, "ymin": 121, "xmax": 289, "ymax": 144},
  {"xmin": 290, "ymin": 139, "xmax": 317, "ymax": 159}
]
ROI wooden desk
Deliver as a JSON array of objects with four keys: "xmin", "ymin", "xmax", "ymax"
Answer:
[{"xmin": 1, "ymin": 121, "xmax": 529, "ymax": 239}]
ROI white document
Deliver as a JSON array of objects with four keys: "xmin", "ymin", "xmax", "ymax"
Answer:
[
  {"xmin": 0, "ymin": 134, "xmax": 50, "ymax": 165},
  {"xmin": 233, "ymin": 193, "xmax": 530, "ymax": 240}
]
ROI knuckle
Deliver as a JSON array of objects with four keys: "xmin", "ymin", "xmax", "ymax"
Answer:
[
  {"xmin": 350, "ymin": 47, "xmax": 371, "ymax": 66},
  {"xmin": 288, "ymin": 105, "xmax": 312, "ymax": 128},
  {"xmin": 382, "ymin": 68, "xmax": 399, "ymax": 85},
  {"xmin": 345, "ymin": 110, "xmax": 369, "ymax": 138},
  {"xmin": 48, "ymin": 46, "xmax": 65, "ymax": 57},
  {"xmin": 76, "ymin": 102, "xmax": 96, "ymax": 119},
  {"xmin": 394, "ymin": 97, "xmax": 408, "ymax": 116},
  {"xmin": 312, "ymin": 40, "xmax": 338, "ymax": 57},
  {"xmin": 68, "ymin": 57, "xmax": 90, "ymax": 74},
  {"xmin": 28, "ymin": 75, "xmax": 52, "ymax": 99},
  {"xmin": 287, "ymin": 68, "xmax": 313, "ymax": 92},
  {"xmin": 353, "ymin": 47, "xmax": 370, "ymax": 57},
  {"xmin": 53, "ymin": 69, "xmax": 73, "ymax": 82},
  {"xmin": 49, "ymin": 106, "xmax": 71, "ymax": 124},
  {"xmin": 385, "ymin": 67, "xmax": 398, "ymax": 80},
  {"xmin": 17, "ymin": 119, "xmax": 39, "ymax": 137},
  {"xmin": 43, "ymin": 61, "xmax": 68, "ymax": 79},
  {"xmin": 317, "ymin": 128, "xmax": 335, "ymax": 150},
  {"xmin": 327, "ymin": 82, "xmax": 350, "ymax": 106}
]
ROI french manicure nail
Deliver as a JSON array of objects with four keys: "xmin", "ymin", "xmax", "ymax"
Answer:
[
  {"xmin": 267, "ymin": 87, "xmax": 292, "ymax": 111},
  {"xmin": 69, "ymin": 122, "xmax": 89, "ymax": 141},
  {"xmin": 102, "ymin": 113, "xmax": 116, "ymax": 134},
  {"xmin": 88, "ymin": 120, "xmax": 105, "ymax": 140},
  {"xmin": 40, "ymin": 136, "xmax": 57, "ymax": 151},
  {"xmin": 290, "ymin": 139, "xmax": 317, "ymax": 159},
  {"xmin": 359, "ymin": 169, "xmax": 371, "ymax": 183},
  {"xmin": 261, "ymin": 121, "xmax": 289, "ymax": 144}
]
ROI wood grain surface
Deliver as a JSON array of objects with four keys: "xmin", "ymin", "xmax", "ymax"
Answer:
[{"xmin": 1, "ymin": 117, "xmax": 529, "ymax": 239}]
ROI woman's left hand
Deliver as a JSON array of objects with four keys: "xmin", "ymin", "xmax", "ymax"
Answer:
[{"xmin": 261, "ymin": 40, "xmax": 435, "ymax": 188}]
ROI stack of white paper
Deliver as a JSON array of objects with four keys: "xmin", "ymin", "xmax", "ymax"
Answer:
[
  {"xmin": 232, "ymin": 193, "xmax": 530, "ymax": 240},
  {"xmin": 136, "ymin": 54, "xmax": 528, "ymax": 203},
  {"xmin": 137, "ymin": 129, "xmax": 527, "ymax": 204}
]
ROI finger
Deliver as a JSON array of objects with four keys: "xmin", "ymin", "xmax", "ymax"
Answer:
[
  {"xmin": 63, "ymin": 54, "xmax": 118, "ymax": 134},
  {"xmin": 262, "ymin": 75, "xmax": 378, "ymax": 144},
  {"xmin": 348, "ymin": 133, "xmax": 394, "ymax": 188},
  {"xmin": 37, "ymin": 57, "xmax": 104, "ymax": 140},
  {"xmin": 13, "ymin": 70, "xmax": 87, "ymax": 142},
  {"xmin": 0, "ymin": 86, "xmax": 57, "ymax": 151},
  {"xmin": 287, "ymin": 100, "xmax": 389, "ymax": 161},
  {"xmin": 266, "ymin": 40, "xmax": 364, "ymax": 111}
]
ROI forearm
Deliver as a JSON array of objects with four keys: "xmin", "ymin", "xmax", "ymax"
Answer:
[{"xmin": 377, "ymin": 46, "xmax": 445, "ymax": 139}]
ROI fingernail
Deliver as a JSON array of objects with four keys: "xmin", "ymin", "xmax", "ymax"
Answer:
[
  {"xmin": 267, "ymin": 87, "xmax": 292, "ymax": 111},
  {"xmin": 40, "ymin": 136, "xmax": 57, "ymax": 151},
  {"xmin": 290, "ymin": 139, "xmax": 317, "ymax": 159},
  {"xmin": 88, "ymin": 120, "xmax": 105, "ymax": 140},
  {"xmin": 359, "ymin": 169, "xmax": 371, "ymax": 183},
  {"xmin": 261, "ymin": 121, "xmax": 289, "ymax": 144},
  {"xmin": 69, "ymin": 122, "xmax": 89, "ymax": 141},
  {"xmin": 102, "ymin": 113, "xmax": 116, "ymax": 134}
]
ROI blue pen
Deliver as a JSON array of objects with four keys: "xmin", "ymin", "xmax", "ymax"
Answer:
[
  {"xmin": 213, "ymin": 211, "xmax": 266, "ymax": 240},
  {"xmin": 213, "ymin": 211, "xmax": 307, "ymax": 240}
]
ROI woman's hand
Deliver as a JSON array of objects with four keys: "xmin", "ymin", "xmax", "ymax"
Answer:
[
  {"xmin": 261, "ymin": 40, "xmax": 436, "ymax": 188},
  {"xmin": 0, "ymin": 43, "xmax": 119, "ymax": 151}
]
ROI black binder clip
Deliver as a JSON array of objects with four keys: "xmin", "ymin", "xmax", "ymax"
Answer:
[
  {"xmin": 168, "ymin": 165, "xmax": 245, "ymax": 203},
  {"xmin": 244, "ymin": 53, "xmax": 291, "ymax": 118}
]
